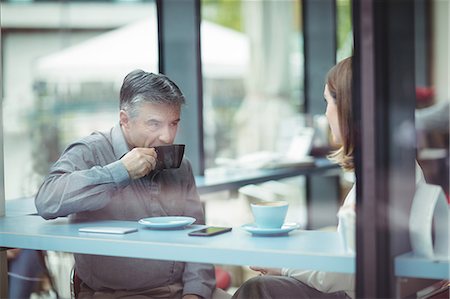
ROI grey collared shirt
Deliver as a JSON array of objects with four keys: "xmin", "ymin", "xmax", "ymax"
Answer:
[{"xmin": 35, "ymin": 123, "xmax": 215, "ymax": 298}]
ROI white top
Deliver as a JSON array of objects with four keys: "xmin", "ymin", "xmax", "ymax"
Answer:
[
  {"xmin": 281, "ymin": 162, "xmax": 427, "ymax": 299},
  {"xmin": 281, "ymin": 182, "xmax": 356, "ymax": 298}
]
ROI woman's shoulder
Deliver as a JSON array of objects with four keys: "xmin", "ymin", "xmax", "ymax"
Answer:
[{"xmin": 343, "ymin": 183, "xmax": 356, "ymax": 206}]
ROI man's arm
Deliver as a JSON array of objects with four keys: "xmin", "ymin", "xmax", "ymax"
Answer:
[{"xmin": 35, "ymin": 142, "xmax": 130, "ymax": 219}]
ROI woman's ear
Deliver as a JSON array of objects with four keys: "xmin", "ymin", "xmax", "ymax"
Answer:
[{"xmin": 119, "ymin": 110, "xmax": 129, "ymax": 128}]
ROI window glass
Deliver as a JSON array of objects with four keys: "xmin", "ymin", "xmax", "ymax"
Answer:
[
  {"xmin": 415, "ymin": 0, "xmax": 449, "ymax": 200},
  {"xmin": 200, "ymin": 0, "xmax": 304, "ymax": 171},
  {"xmin": 1, "ymin": 0, "xmax": 158, "ymax": 199},
  {"xmin": 336, "ymin": 0, "xmax": 353, "ymax": 61}
]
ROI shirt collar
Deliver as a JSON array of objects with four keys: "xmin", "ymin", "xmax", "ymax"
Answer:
[{"xmin": 111, "ymin": 123, "xmax": 130, "ymax": 160}]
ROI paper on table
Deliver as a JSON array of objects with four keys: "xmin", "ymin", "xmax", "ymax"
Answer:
[
  {"xmin": 79, "ymin": 227, "xmax": 138, "ymax": 234},
  {"xmin": 409, "ymin": 183, "xmax": 449, "ymax": 260}
]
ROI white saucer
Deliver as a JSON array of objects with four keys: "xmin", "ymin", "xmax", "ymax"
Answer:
[
  {"xmin": 138, "ymin": 216, "xmax": 196, "ymax": 229},
  {"xmin": 241, "ymin": 223, "xmax": 300, "ymax": 236}
]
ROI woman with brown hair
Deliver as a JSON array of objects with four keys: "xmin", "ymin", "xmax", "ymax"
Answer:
[{"xmin": 232, "ymin": 57, "xmax": 356, "ymax": 299}]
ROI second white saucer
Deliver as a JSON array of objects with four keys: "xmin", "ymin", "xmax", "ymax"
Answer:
[{"xmin": 241, "ymin": 223, "xmax": 300, "ymax": 236}]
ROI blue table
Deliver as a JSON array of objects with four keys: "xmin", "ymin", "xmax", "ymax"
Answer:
[
  {"xmin": 0, "ymin": 159, "xmax": 344, "ymax": 297},
  {"xmin": 0, "ymin": 215, "xmax": 355, "ymax": 273},
  {"xmin": 5, "ymin": 197, "xmax": 37, "ymax": 216},
  {"xmin": 395, "ymin": 252, "xmax": 450, "ymax": 280},
  {"xmin": 3, "ymin": 159, "xmax": 445, "ymax": 286}
]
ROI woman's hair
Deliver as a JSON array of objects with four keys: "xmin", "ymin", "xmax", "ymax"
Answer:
[
  {"xmin": 119, "ymin": 70, "xmax": 185, "ymax": 118},
  {"xmin": 326, "ymin": 56, "xmax": 354, "ymax": 171}
]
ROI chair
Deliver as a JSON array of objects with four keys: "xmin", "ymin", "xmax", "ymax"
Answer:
[
  {"xmin": 70, "ymin": 266, "xmax": 82, "ymax": 299},
  {"xmin": 8, "ymin": 249, "xmax": 58, "ymax": 299},
  {"xmin": 215, "ymin": 266, "xmax": 232, "ymax": 291},
  {"xmin": 70, "ymin": 266, "xmax": 231, "ymax": 298}
]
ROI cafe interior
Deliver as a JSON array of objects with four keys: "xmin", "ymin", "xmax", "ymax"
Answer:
[{"xmin": 1, "ymin": 0, "xmax": 449, "ymax": 298}]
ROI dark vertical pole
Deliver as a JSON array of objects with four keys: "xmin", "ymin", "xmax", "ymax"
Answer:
[
  {"xmin": 156, "ymin": 0, "xmax": 204, "ymax": 175},
  {"xmin": 303, "ymin": 0, "xmax": 340, "ymax": 230},
  {"xmin": 414, "ymin": 0, "xmax": 430, "ymax": 87},
  {"xmin": 0, "ymin": 24, "xmax": 5, "ymax": 217},
  {"xmin": 353, "ymin": 0, "xmax": 378, "ymax": 295},
  {"xmin": 303, "ymin": 0, "xmax": 336, "ymax": 115},
  {"xmin": 384, "ymin": 6, "xmax": 416, "ymax": 296},
  {"xmin": 0, "ymin": 27, "xmax": 8, "ymax": 299},
  {"xmin": 156, "ymin": 0, "xmax": 165, "ymax": 74},
  {"xmin": 353, "ymin": 0, "xmax": 416, "ymax": 297}
]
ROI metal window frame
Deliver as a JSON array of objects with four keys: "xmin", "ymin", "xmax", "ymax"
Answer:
[
  {"xmin": 156, "ymin": 0, "xmax": 204, "ymax": 175},
  {"xmin": 353, "ymin": 0, "xmax": 416, "ymax": 297},
  {"xmin": 303, "ymin": 0, "xmax": 337, "ymax": 115}
]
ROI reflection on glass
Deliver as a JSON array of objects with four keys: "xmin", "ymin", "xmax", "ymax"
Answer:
[
  {"xmin": 201, "ymin": 0, "xmax": 304, "ymax": 171},
  {"xmin": 2, "ymin": 1, "xmax": 157, "ymax": 199},
  {"xmin": 336, "ymin": 0, "xmax": 353, "ymax": 61},
  {"xmin": 414, "ymin": 0, "xmax": 450, "ymax": 200}
]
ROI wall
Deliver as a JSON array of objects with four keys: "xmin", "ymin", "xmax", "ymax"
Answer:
[{"xmin": 432, "ymin": 0, "xmax": 450, "ymax": 102}]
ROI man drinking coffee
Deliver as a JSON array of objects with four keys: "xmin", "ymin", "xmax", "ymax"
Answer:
[{"xmin": 35, "ymin": 70, "xmax": 226, "ymax": 299}]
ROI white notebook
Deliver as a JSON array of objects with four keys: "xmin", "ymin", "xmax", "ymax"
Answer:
[{"xmin": 78, "ymin": 226, "xmax": 138, "ymax": 234}]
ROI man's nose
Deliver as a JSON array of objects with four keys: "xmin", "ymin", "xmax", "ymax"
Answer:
[{"xmin": 158, "ymin": 126, "xmax": 174, "ymax": 144}]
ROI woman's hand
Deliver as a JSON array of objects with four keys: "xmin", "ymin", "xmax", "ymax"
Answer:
[
  {"xmin": 250, "ymin": 266, "xmax": 282, "ymax": 276},
  {"xmin": 6, "ymin": 248, "xmax": 22, "ymax": 260}
]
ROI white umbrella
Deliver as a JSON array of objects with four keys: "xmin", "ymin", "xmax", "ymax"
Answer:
[{"xmin": 35, "ymin": 18, "xmax": 249, "ymax": 83}]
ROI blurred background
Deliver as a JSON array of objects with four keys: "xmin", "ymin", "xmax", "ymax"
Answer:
[
  {"xmin": 1, "ymin": 0, "xmax": 449, "ymax": 298},
  {"xmin": 1, "ymin": 0, "xmax": 354, "ymax": 200}
]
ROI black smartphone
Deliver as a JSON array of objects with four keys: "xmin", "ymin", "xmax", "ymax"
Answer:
[{"xmin": 188, "ymin": 226, "xmax": 232, "ymax": 237}]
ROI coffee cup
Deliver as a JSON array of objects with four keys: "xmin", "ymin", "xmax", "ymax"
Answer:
[
  {"xmin": 250, "ymin": 201, "xmax": 288, "ymax": 229},
  {"xmin": 153, "ymin": 144, "xmax": 185, "ymax": 170}
]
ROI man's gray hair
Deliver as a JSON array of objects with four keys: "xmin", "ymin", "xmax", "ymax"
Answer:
[{"xmin": 120, "ymin": 70, "xmax": 185, "ymax": 118}]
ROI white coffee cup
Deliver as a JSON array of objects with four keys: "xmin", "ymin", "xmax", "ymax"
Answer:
[{"xmin": 251, "ymin": 201, "xmax": 289, "ymax": 229}]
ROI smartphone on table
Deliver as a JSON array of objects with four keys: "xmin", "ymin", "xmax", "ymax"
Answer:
[{"xmin": 188, "ymin": 226, "xmax": 232, "ymax": 237}]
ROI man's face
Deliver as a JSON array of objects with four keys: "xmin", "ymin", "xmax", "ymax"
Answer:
[{"xmin": 120, "ymin": 102, "xmax": 181, "ymax": 149}]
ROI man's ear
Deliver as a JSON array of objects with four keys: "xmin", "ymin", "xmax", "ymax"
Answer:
[{"xmin": 119, "ymin": 110, "xmax": 129, "ymax": 128}]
